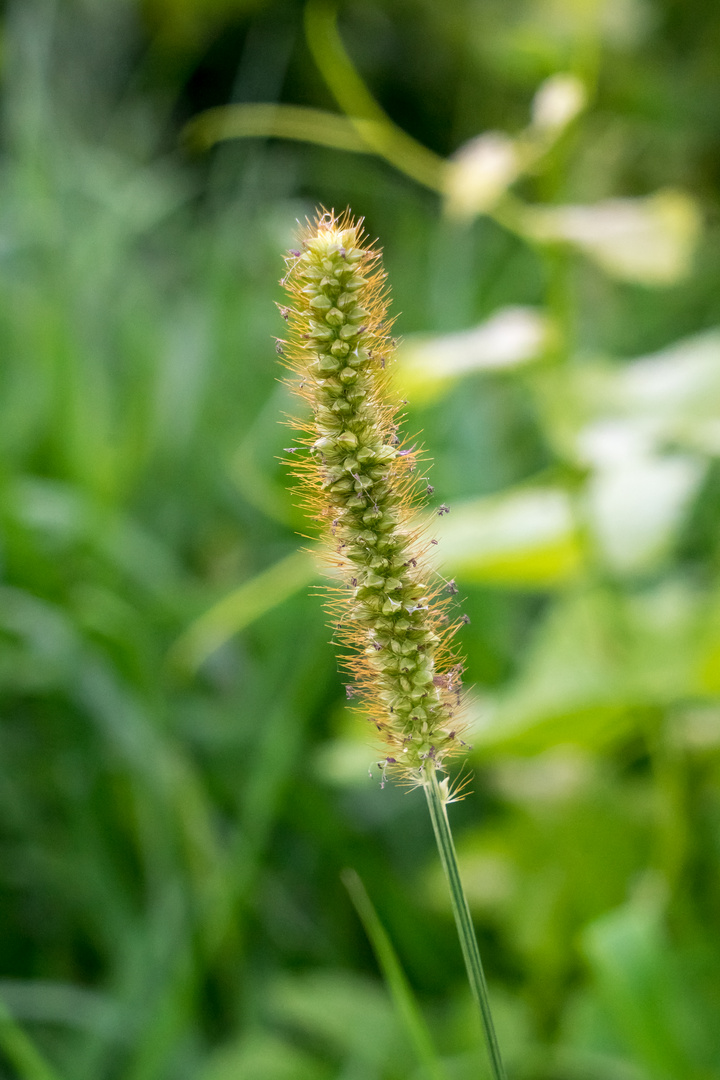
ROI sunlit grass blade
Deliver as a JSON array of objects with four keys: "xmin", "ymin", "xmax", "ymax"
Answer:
[
  {"xmin": 0, "ymin": 999, "xmax": 65, "ymax": 1080},
  {"xmin": 341, "ymin": 868, "xmax": 446, "ymax": 1080},
  {"xmin": 168, "ymin": 549, "xmax": 317, "ymax": 673}
]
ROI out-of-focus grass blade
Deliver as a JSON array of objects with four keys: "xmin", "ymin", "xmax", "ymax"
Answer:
[
  {"xmin": 0, "ymin": 981, "xmax": 118, "ymax": 1036},
  {"xmin": 185, "ymin": 102, "xmax": 378, "ymax": 155},
  {"xmin": 168, "ymin": 549, "xmax": 318, "ymax": 673},
  {"xmin": 341, "ymin": 868, "xmax": 447, "ymax": 1080},
  {"xmin": 304, "ymin": 0, "xmax": 445, "ymax": 192},
  {"xmin": 0, "ymin": 999, "xmax": 65, "ymax": 1080}
]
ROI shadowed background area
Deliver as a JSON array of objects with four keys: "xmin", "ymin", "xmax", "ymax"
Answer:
[{"xmin": 1, "ymin": 0, "xmax": 720, "ymax": 1077}]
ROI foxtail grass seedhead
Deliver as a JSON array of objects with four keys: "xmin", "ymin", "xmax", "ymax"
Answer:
[{"xmin": 279, "ymin": 209, "xmax": 469, "ymax": 785}]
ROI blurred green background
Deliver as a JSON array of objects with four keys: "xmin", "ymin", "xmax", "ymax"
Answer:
[{"xmin": 1, "ymin": 0, "xmax": 720, "ymax": 1077}]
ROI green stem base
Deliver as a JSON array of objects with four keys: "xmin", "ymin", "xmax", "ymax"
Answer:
[{"xmin": 423, "ymin": 765, "xmax": 507, "ymax": 1080}]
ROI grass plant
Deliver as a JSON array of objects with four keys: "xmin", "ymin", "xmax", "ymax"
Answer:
[{"xmin": 279, "ymin": 209, "xmax": 506, "ymax": 1079}]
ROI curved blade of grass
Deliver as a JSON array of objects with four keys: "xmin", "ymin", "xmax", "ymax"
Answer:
[
  {"xmin": 341, "ymin": 868, "xmax": 446, "ymax": 1080},
  {"xmin": 0, "ymin": 1000, "xmax": 65, "ymax": 1080},
  {"xmin": 168, "ymin": 548, "xmax": 318, "ymax": 673},
  {"xmin": 304, "ymin": 0, "xmax": 445, "ymax": 192},
  {"xmin": 184, "ymin": 102, "xmax": 380, "ymax": 156},
  {"xmin": 184, "ymin": 6, "xmax": 446, "ymax": 192}
]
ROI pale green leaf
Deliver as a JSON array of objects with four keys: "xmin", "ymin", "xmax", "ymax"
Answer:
[
  {"xmin": 396, "ymin": 308, "xmax": 552, "ymax": 402},
  {"xmin": 523, "ymin": 190, "xmax": 701, "ymax": 285},
  {"xmin": 201, "ymin": 1032, "xmax": 327, "ymax": 1080},
  {"xmin": 585, "ymin": 453, "xmax": 705, "ymax": 574},
  {"xmin": 443, "ymin": 132, "xmax": 523, "ymax": 219},
  {"xmin": 530, "ymin": 73, "xmax": 587, "ymax": 134},
  {"xmin": 435, "ymin": 487, "xmax": 582, "ymax": 588}
]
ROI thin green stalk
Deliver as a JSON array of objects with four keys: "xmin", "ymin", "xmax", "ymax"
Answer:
[
  {"xmin": 342, "ymin": 869, "xmax": 446, "ymax": 1080},
  {"xmin": 423, "ymin": 765, "xmax": 507, "ymax": 1080}
]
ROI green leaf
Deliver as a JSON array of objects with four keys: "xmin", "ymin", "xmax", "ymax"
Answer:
[
  {"xmin": 582, "ymin": 881, "xmax": 720, "ymax": 1078},
  {"xmin": 201, "ymin": 1033, "xmax": 328, "ymax": 1080},
  {"xmin": 522, "ymin": 191, "xmax": 701, "ymax": 285},
  {"xmin": 585, "ymin": 453, "xmax": 705, "ymax": 574},
  {"xmin": 435, "ymin": 487, "xmax": 583, "ymax": 589},
  {"xmin": 468, "ymin": 582, "xmax": 710, "ymax": 755},
  {"xmin": 266, "ymin": 970, "xmax": 402, "ymax": 1072},
  {"xmin": 396, "ymin": 308, "xmax": 552, "ymax": 403}
]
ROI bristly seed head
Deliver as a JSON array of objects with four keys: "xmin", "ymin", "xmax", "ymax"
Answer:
[{"xmin": 277, "ymin": 208, "xmax": 469, "ymax": 784}]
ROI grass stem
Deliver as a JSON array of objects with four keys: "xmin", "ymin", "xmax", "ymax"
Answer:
[{"xmin": 423, "ymin": 766, "xmax": 507, "ymax": 1080}]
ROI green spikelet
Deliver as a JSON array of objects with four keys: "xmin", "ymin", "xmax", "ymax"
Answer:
[{"xmin": 279, "ymin": 209, "xmax": 468, "ymax": 785}]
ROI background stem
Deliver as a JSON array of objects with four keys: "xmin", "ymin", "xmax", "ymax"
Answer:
[
  {"xmin": 423, "ymin": 766, "xmax": 507, "ymax": 1080},
  {"xmin": 341, "ymin": 868, "xmax": 446, "ymax": 1080}
]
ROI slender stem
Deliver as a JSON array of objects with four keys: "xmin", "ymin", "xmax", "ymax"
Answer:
[{"xmin": 423, "ymin": 765, "xmax": 507, "ymax": 1080}]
